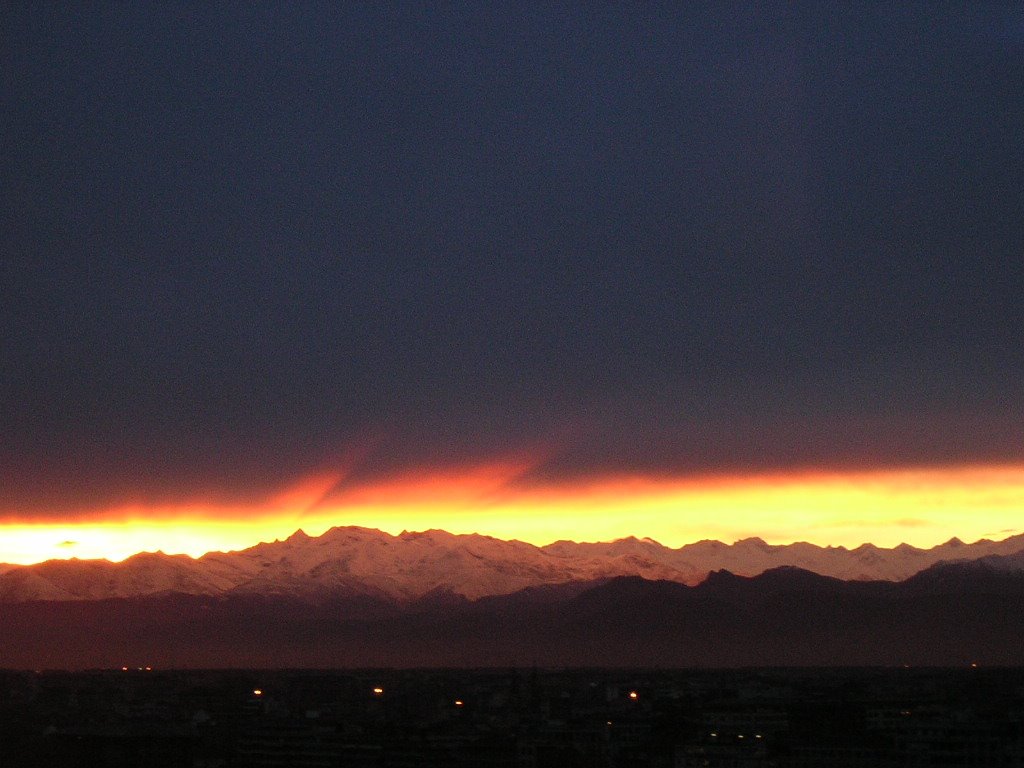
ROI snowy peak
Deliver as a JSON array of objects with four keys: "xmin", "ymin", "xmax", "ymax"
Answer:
[{"xmin": 1, "ymin": 528, "xmax": 1023, "ymax": 604}]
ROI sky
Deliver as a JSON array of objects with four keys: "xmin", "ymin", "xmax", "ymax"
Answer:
[{"xmin": 2, "ymin": 3, "xmax": 1024, "ymax": 563}]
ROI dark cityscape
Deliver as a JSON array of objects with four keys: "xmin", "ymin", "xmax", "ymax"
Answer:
[{"xmin": 2, "ymin": 666, "xmax": 1023, "ymax": 767}]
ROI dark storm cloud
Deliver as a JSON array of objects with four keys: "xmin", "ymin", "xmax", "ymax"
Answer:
[{"xmin": 2, "ymin": 3, "xmax": 1023, "ymax": 516}]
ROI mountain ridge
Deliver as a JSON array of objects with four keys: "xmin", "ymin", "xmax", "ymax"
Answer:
[{"xmin": 1, "ymin": 526, "xmax": 1023, "ymax": 604}]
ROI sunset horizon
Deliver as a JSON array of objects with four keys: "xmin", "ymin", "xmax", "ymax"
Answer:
[
  {"xmin": 2, "ymin": 458, "xmax": 1023, "ymax": 565},
  {"xmin": 5, "ymin": 0, "xmax": 1024, "ymax": 667},
  {"xmin": 5, "ymin": 4, "xmax": 1024, "ymax": 763}
]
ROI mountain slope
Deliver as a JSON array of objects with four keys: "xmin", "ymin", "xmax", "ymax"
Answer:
[{"xmin": 3, "ymin": 566, "xmax": 1023, "ymax": 669}]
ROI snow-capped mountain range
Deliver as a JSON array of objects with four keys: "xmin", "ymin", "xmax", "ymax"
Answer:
[{"xmin": 1, "ymin": 527, "xmax": 1023, "ymax": 604}]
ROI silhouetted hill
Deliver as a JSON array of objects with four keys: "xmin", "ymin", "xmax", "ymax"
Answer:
[{"xmin": 4, "ymin": 561, "xmax": 1024, "ymax": 669}]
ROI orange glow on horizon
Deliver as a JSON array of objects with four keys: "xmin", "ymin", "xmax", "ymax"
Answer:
[{"xmin": 0, "ymin": 462, "xmax": 1022, "ymax": 565}]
